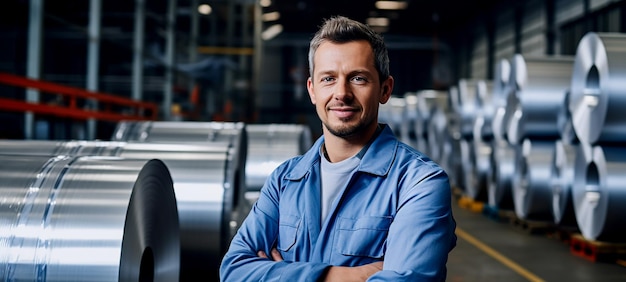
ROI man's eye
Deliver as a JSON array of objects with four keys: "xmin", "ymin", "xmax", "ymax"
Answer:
[
  {"xmin": 351, "ymin": 76, "xmax": 367, "ymax": 83},
  {"xmin": 321, "ymin": 77, "xmax": 334, "ymax": 82}
]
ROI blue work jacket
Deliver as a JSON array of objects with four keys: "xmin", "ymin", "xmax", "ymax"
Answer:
[{"xmin": 220, "ymin": 125, "xmax": 456, "ymax": 281}]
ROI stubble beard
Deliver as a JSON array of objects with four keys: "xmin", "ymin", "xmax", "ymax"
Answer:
[{"xmin": 323, "ymin": 117, "xmax": 371, "ymax": 138}]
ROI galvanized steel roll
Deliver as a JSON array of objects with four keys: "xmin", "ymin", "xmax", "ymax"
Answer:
[
  {"xmin": 112, "ymin": 121, "xmax": 247, "ymax": 280},
  {"xmin": 245, "ymin": 123, "xmax": 312, "ymax": 195},
  {"xmin": 569, "ymin": 32, "xmax": 626, "ymax": 144},
  {"xmin": 550, "ymin": 140, "xmax": 578, "ymax": 227},
  {"xmin": 0, "ymin": 156, "xmax": 179, "ymax": 281},
  {"xmin": 573, "ymin": 144, "xmax": 626, "ymax": 242},
  {"xmin": 488, "ymin": 139, "xmax": 517, "ymax": 209},
  {"xmin": 0, "ymin": 139, "xmax": 241, "ymax": 280},
  {"xmin": 506, "ymin": 54, "xmax": 574, "ymax": 145},
  {"xmin": 512, "ymin": 139, "xmax": 555, "ymax": 221}
]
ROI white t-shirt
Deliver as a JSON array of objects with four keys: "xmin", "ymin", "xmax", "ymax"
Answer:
[{"xmin": 319, "ymin": 145, "xmax": 360, "ymax": 224}]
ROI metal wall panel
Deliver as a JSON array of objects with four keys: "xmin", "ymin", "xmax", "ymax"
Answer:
[
  {"xmin": 555, "ymin": 0, "xmax": 584, "ymax": 25},
  {"xmin": 521, "ymin": 0, "xmax": 547, "ymax": 55},
  {"xmin": 471, "ymin": 29, "xmax": 489, "ymax": 79},
  {"xmin": 494, "ymin": 8, "xmax": 516, "ymax": 67}
]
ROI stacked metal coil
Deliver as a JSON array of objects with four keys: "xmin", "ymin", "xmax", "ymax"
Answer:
[
  {"xmin": 573, "ymin": 144, "xmax": 626, "ymax": 241},
  {"xmin": 487, "ymin": 58, "xmax": 518, "ymax": 209},
  {"xmin": 110, "ymin": 121, "xmax": 247, "ymax": 280},
  {"xmin": 245, "ymin": 123, "xmax": 312, "ymax": 199},
  {"xmin": 0, "ymin": 156, "xmax": 179, "ymax": 281},
  {"xmin": 488, "ymin": 139, "xmax": 517, "ymax": 210},
  {"xmin": 569, "ymin": 32, "xmax": 626, "ymax": 145},
  {"xmin": 506, "ymin": 54, "xmax": 574, "ymax": 145},
  {"xmin": 512, "ymin": 139, "xmax": 555, "ymax": 221},
  {"xmin": 469, "ymin": 80, "xmax": 494, "ymax": 201},
  {"xmin": 504, "ymin": 54, "xmax": 575, "ymax": 221},
  {"xmin": 569, "ymin": 32, "xmax": 626, "ymax": 241},
  {"xmin": 550, "ymin": 140, "xmax": 578, "ymax": 227}
]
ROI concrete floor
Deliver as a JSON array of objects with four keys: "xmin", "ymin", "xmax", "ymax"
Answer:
[{"xmin": 447, "ymin": 197, "xmax": 626, "ymax": 282}]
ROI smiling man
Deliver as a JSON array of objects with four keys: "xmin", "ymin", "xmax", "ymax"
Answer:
[{"xmin": 220, "ymin": 16, "xmax": 456, "ymax": 282}]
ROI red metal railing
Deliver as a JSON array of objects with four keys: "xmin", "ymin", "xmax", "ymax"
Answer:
[{"xmin": 0, "ymin": 72, "xmax": 158, "ymax": 121}]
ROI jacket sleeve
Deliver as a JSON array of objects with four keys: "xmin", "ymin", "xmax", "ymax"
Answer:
[
  {"xmin": 219, "ymin": 164, "xmax": 330, "ymax": 282},
  {"xmin": 368, "ymin": 167, "xmax": 457, "ymax": 282}
]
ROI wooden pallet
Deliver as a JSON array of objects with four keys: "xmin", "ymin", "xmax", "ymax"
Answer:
[
  {"xmin": 570, "ymin": 233, "xmax": 626, "ymax": 262},
  {"xmin": 507, "ymin": 216, "xmax": 555, "ymax": 235}
]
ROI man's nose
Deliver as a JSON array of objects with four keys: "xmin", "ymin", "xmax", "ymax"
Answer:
[{"xmin": 333, "ymin": 79, "xmax": 352, "ymax": 100}]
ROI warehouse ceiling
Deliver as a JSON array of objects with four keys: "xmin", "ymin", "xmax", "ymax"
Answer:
[
  {"xmin": 5, "ymin": 0, "xmax": 508, "ymax": 47},
  {"xmin": 266, "ymin": 0, "xmax": 505, "ymax": 38}
]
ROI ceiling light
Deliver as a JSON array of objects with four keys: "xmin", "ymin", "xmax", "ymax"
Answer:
[
  {"xmin": 262, "ymin": 24, "xmax": 283, "ymax": 40},
  {"xmin": 375, "ymin": 1, "xmax": 408, "ymax": 10},
  {"xmin": 260, "ymin": 0, "xmax": 272, "ymax": 8},
  {"xmin": 262, "ymin": 11, "xmax": 280, "ymax": 22},
  {"xmin": 366, "ymin": 17, "xmax": 389, "ymax": 27},
  {"xmin": 198, "ymin": 4, "xmax": 212, "ymax": 15}
]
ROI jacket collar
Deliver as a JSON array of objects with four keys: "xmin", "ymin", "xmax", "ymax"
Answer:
[{"xmin": 285, "ymin": 124, "xmax": 397, "ymax": 180}]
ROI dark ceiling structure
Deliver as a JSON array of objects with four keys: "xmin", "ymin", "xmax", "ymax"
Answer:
[{"xmin": 264, "ymin": 0, "xmax": 506, "ymax": 39}]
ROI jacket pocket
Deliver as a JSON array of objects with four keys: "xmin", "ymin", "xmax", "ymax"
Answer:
[
  {"xmin": 336, "ymin": 216, "xmax": 393, "ymax": 258},
  {"xmin": 277, "ymin": 213, "xmax": 301, "ymax": 252}
]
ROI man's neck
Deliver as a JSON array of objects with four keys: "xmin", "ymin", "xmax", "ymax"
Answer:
[{"xmin": 322, "ymin": 123, "xmax": 380, "ymax": 163}]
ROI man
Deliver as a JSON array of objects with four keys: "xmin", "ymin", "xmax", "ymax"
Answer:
[{"xmin": 220, "ymin": 16, "xmax": 456, "ymax": 281}]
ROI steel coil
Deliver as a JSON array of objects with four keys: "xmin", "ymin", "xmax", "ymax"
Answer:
[
  {"xmin": 573, "ymin": 144, "xmax": 626, "ymax": 242},
  {"xmin": 112, "ymin": 121, "xmax": 248, "ymax": 280},
  {"xmin": 569, "ymin": 32, "xmax": 626, "ymax": 144},
  {"xmin": 0, "ymin": 156, "xmax": 179, "ymax": 281},
  {"xmin": 551, "ymin": 140, "xmax": 578, "ymax": 227},
  {"xmin": 0, "ymin": 139, "xmax": 240, "ymax": 280},
  {"xmin": 512, "ymin": 139, "xmax": 555, "ymax": 221},
  {"xmin": 488, "ymin": 139, "xmax": 517, "ymax": 209},
  {"xmin": 506, "ymin": 54, "xmax": 574, "ymax": 145},
  {"xmin": 245, "ymin": 124, "xmax": 312, "ymax": 197}
]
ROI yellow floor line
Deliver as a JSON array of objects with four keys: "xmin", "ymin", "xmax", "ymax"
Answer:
[{"xmin": 456, "ymin": 227, "xmax": 545, "ymax": 282}]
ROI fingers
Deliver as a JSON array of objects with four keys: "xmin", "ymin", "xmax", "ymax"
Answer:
[
  {"xmin": 257, "ymin": 248, "xmax": 284, "ymax": 261},
  {"xmin": 271, "ymin": 248, "xmax": 283, "ymax": 261}
]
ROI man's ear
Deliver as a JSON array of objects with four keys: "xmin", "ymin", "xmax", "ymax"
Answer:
[
  {"xmin": 307, "ymin": 77, "xmax": 316, "ymax": 104},
  {"xmin": 380, "ymin": 76, "xmax": 394, "ymax": 104}
]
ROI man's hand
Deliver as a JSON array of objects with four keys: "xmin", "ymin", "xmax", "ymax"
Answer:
[
  {"xmin": 323, "ymin": 261, "xmax": 383, "ymax": 282},
  {"xmin": 257, "ymin": 248, "xmax": 383, "ymax": 281},
  {"xmin": 257, "ymin": 248, "xmax": 283, "ymax": 261}
]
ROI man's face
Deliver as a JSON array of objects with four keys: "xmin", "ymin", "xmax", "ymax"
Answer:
[{"xmin": 307, "ymin": 40, "xmax": 392, "ymax": 139}]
